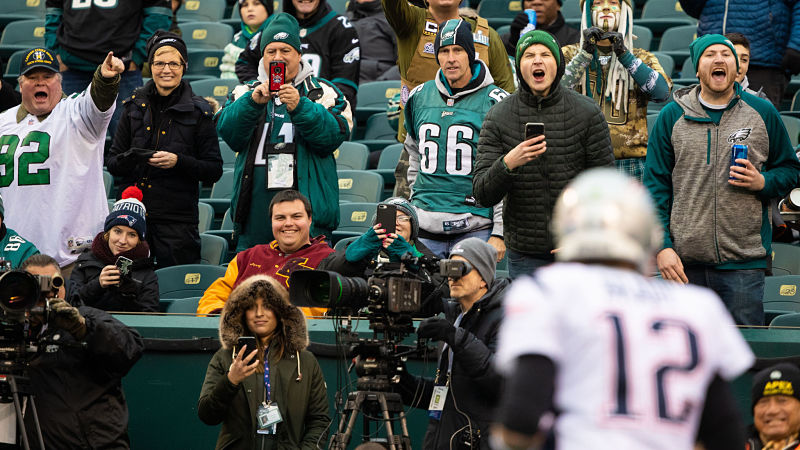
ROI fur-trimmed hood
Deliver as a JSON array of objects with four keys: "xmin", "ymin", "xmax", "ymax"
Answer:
[{"xmin": 218, "ymin": 275, "xmax": 309, "ymax": 353}]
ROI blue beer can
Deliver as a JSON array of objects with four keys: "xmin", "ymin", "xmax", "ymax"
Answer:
[{"xmin": 729, "ymin": 144, "xmax": 748, "ymax": 180}]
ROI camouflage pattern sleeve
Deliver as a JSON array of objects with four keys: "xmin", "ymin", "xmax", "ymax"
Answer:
[{"xmin": 561, "ymin": 44, "xmax": 592, "ymax": 90}]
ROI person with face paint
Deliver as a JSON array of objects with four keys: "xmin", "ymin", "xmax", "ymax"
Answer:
[{"xmin": 560, "ymin": 0, "xmax": 672, "ymax": 181}]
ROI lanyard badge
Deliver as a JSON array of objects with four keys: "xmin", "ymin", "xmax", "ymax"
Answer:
[{"xmin": 256, "ymin": 347, "xmax": 283, "ymax": 434}]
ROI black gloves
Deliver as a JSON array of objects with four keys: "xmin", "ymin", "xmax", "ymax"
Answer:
[
  {"xmin": 417, "ymin": 317, "xmax": 456, "ymax": 345},
  {"xmin": 582, "ymin": 27, "xmax": 604, "ymax": 54},
  {"xmin": 604, "ymin": 31, "xmax": 628, "ymax": 57},
  {"xmin": 49, "ymin": 297, "xmax": 87, "ymax": 339},
  {"xmin": 783, "ymin": 48, "xmax": 800, "ymax": 76},
  {"xmin": 509, "ymin": 12, "xmax": 530, "ymax": 47}
]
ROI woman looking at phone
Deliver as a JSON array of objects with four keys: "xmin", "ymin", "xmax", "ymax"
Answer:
[
  {"xmin": 70, "ymin": 186, "xmax": 159, "ymax": 312},
  {"xmin": 198, "ymin": 275, "xmax": 329, "ymax": 449}
]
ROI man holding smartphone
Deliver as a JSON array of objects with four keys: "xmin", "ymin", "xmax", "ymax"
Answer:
[{"xmin": 217, "ymin": 13, "xmax": 353, "ymax": 251}]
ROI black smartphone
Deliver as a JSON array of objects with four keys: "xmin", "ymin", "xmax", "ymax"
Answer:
[
  {"xmin": 376, "ymin": 204, "xmax": 397, "ymax": 235},
  {"xmin": 237, "ymin": 336, "xmax": 257, "ymax": 356},
  {"xmin": 269, "ymin": 61, "xmax": 286, "ymax": 92},
  {"xmin": 525, "ymin": 122, "xmax": 545, "ymax": 140},
  {"xmin": 115, "ymin": 256, "xmax": 133, "ymax": 277}
]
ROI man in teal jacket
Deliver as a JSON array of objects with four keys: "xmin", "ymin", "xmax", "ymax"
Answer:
[
  {"xmin": 644, "ymin": 34, "xmax": 800, "ymax": 326},
  {"xmin": 216, "ymin": 13, "xmax": 352, "ymax": 251}
]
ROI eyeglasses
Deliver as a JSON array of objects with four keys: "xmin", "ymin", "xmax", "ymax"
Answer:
[
  {"xmin": 396, "ymin": 215, "xmax": 411, "ymax": 223},
  {"xmin": 152, "ymin": 61, "xmax": 182, "ymax": 70}
]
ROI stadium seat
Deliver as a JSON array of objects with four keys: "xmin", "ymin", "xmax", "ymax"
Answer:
[
  {"xmin": 199, "ymin": 166, "xmax": 234, "ymax": 216},
  {"xmin": 198, "ymin": 201, "xmax": 214, "ymax": 233},
  {"xmin": 782, "ymin": 115, "xmax": 800, "ymax": 148},
  {"xmin": 650, "ymin": 51, "xmax": 674, "ymax": 80},
  {"xmin": 181, "ymin": 22, "xmax": 234, "ymax": 51},
  {"xmin": 632, "ymin": 25, "xmax": 653, "ymax": 52},
  {"xmin": 103, "ymin": 170, "xmax": 114, "ymax": 199},
  {"xmin": 763, "ymin": 275, "xmax": 800, "ymax": 323},
  {"xmin": 156, "ymin": 264, "xmax": 227, "ymax": 299},
  {"xmin": 333, "ymin": 236, "xmax": 358, "ymax": 252},
  {"xmin": 355, "ymin": 80, "xmax": 401, "ymax": 122},
  {"xmin": 657, "ymin": 24, "xmax": 696, "ymax": 68},
  {"xmin": 337, "ymin": 170, "xmax": 383, "ymax": 203},
  {"xmin": 375, "ymin": 142, "xmax": 403, "ymax": 190},
  {"xmin": 218, "ymin": 139, "xmax": 237, "ymax": 170},
  {"xmin": 335, "ymin": 142, "xmax": 369, "ymax": 171},
  {"xmin": 184, "ymin": 50, "xmax": 224, "ymax": 81},
  {"xmin": 2, "ymin": 50, "xmax": 25, "ymax": 87},
  {"xmin": 190, "ymin": 78, "xmax": 239, "ymax": 108},
  {"xmin": 165, "ymin": 296, "xmax": 202, "ymax": 313},
  {"xmin": 496, "ymin": 25, "xmax": 510, "ymax": 36},
  {"xmin": 177, "ymin": 0, "xmax": 226, "ymax": 22},
  {"xmin": 355, "ymin": 113, "xmax": 399, "ymax": 152},
  {"xmin": 476, "ymin": 0, "xmax": 522, "ymax": 29},
  {"xmin": 636, "ymin": 0, "xmax": 696, "ymax": 35},
  {"xmin": 561, "ymin": 0, "xmax": 582, "ymax": 20},
  {"xmin": 672, "ymin": 56, "xmax": 698, "ymax": 85},
  {"xmin": 0, "ymin": 19, "xmax": 45, "ymax": 59},
  {"xmin": 770, "ymin": 312, "xmax": 800, "ymax": 328},
  {"xmin": 327, "ymin": 0, "xmax": 349, "ymax": 15},
  {"xmin": 200, "ymin": 232, "xmax": 228, "ymax": 265},
  {"xmin": 203, "ymin": 208, "xmax": 235, "ymax": 261},
  {"xmin": 331, "ymin": 202, "xmax": 376, "ymax": 244},
  {"xmin": 773, "ymin": 243, "xmax": 800, "ymax": 276},
  {"xmin": 0, "ymin": 0, "xmax": 45, "ymax": 31}
]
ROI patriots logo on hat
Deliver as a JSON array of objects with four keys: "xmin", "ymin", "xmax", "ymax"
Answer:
[
  {"xmin": 273, "ymin": 32, "xmax": 289, "ymax": 40},
  {"xmin": 117, "ymin": 215, "xmax": 137, "ymax": 227}
]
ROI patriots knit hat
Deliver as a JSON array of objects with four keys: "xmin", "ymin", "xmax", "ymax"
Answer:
[
  {"xmin": 434, "ymin": 19, "xmax": 476, "ymax": 63},
  {"xmin": 449, "ymin": 238, "xmax": 497, "ymax": 285},
  {"xmin": 376, "ymin": 197, "xmax": 419, "ymax": 242},
  {"xmin": 516, "ymin": 29, "xmax": 561, "ymax": 66},
  {"xmin": 259, "ymin": 13, "xmax": 302, "ymax": 53},
  {"xmin": 146, "ymin": 31, "xmax": 188, "ymax": 64},
  {"xmin": 105, "ymin": 186, "xmax": 147, "ymax": 239},
  {"xmin": 689, "ymin": 33, "xmax": 739, "ymax": 73},
  {"xmin": 239, "ymin": 0, "xmax": 274, "ymax": 16},
  {"xmin": 752, "ymin": 363, "xmax": 800, "ymax": 410}
]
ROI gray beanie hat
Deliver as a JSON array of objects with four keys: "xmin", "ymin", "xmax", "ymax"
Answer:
[{"xmin": 449, "ymin": 237, "xmax": 497, "ymax": 285}]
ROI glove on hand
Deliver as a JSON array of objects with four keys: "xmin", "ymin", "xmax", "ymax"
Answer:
[
  {"xmin": 49, "ymin": 297, "xmax": 87, "ymax": 339},
  {"xmin": 417, "ymin": 317, "xmax": 456, "ymax": 345},
  {"xmin": 384, "ymin": 236, "xmax": 422, "ymax": 262},
  {"xmin": 582, "ymin": 27, "xmax": 604, "ymax": 54},
  {"xmin": 509, "ymin": 12, "xmax": 530, "ymax": 47},
  {"xmin": 603, "ymin": 31, "xmax": 628, "ymax": 57},
  {"xmin": 783, "ymin": 48, "xmax": 800, "ymax": 76},
  {"xmin": 345, "ymin": 227, "xmax": 382, "ymax": 262}
]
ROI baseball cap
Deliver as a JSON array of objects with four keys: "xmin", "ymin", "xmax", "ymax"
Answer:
[{"xmin": 20, "ymin": 48, "xmax": 58, "ymax": 76}]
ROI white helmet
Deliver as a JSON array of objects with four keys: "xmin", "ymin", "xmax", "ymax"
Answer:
[{"xmin": 551, "ymin": 168, "xmax": 662, "ymax": 273}]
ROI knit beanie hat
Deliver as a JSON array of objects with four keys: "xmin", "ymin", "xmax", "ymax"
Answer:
[
  {"xmin": 516, "ymin": 29, "xmax": 561, "ymax": 66},
  {"xmin": 146, "ymin": 31, "xmax": 188, "ymax": 64},
  {"xmin": 239, "ymin": 0, "xmax": 274, "ymax": 16},
  {"xmin": 434, "ymin": 19, "xmax": 476, "ymax": 63},
  {"xmin": 449, "ymin": 237, "xmax": 497, "ymax": 286},
  {"xmin": 751, "ymin": 363, "xmax": 800, "ymax": 410},
  {"xmin": 689, "ymin": 33, "xmax": 739, "ymax": 74},
  {"xmin": 259, "ymin": 13, "xmax": 302, "ymax": 53},
  {"xmin": 105, "ymin": 186, "xmax": 147, "ymax": 239},
  {"xmin": 376, "ymin": 197, "xmax": 419, "ymax": 242}
]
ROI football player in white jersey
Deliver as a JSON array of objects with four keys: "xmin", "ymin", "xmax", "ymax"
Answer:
[
  {"xmin": 492, "ymin": 168, "xmax": 755, "ymax": 450},
  {"xmin": 0, "ymin": 48, "xmax": 124, "ymax": 275}
]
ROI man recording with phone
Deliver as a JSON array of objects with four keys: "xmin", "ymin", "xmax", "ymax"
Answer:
[
  {"xmin": 217, "ymin": 13, "xmax": 352, "ymax": 252},
  {"xmin": 19, "ymin": 254, "xmax": 144, "ymax": 449}
]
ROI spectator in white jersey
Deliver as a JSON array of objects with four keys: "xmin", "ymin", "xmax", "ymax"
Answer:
[
  {"xmin": 0, "ymin": 48, "xmax": 125, "ymax": 278},
  {"xmin": 493, "ymin": 168, "xmax": 754, "ymax": 450},
  {"xmin": 746, "ymin": 363, "xmax": 800, "ymax": 450}
]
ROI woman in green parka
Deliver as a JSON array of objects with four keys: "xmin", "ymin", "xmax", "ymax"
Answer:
[{"xmin": 198, "ymin": 275, "xmax": 330, "ymax": 449}]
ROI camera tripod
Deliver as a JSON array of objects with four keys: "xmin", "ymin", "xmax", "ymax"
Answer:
[
  {"xmin": 0, "ymin": 374, "xmax": 44, "ymax": 450},
  {"xmin": 329, "ymin": 389, "xmax": 412, "ymax": 450}
]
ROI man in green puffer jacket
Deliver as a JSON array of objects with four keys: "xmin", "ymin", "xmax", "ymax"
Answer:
[
  {"xmin": 473, "ymin": 30, "xmax": 614, "ymax": 280},
  {"xmin": 217, "ymin": 13, "xmax": 352, "ymax": 252}
]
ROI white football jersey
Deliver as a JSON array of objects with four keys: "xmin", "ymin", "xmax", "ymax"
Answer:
[
  {"xmin": 0, "ymin": 87, "xmax": 112, "ymax": 266},
  {"xmin": 496, "ymin": 263, "xmax": 754, "ymax": 450}
]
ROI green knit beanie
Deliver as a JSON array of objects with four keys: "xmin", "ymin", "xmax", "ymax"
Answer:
[
  {"xmin": 259, "ymin": 13, "xmax": 302, "ymax": 53},
  {"xmin": 516, "ymin": 29, "xmax": 561, "ymax": 65},
  {"xmin": 689, "ymin": 34, "xmax": 739, "ymax": 73}
]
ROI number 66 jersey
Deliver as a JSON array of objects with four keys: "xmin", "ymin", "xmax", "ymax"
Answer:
[{"xmin": 496, "ymin": 263, "xmax": 754, "ymax": 449}]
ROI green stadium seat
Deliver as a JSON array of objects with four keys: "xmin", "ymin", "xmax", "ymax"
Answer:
[
  {"xmin": 165, "ymin": 296, "xmax": 202, "ymax": 313},
  {"xmin": 657, "ymin": 24, "xmax": 696, "ymax": 68},
  {"xmin": 763, "ymin": 275, "xmax": 800, "ymax": 324},
  {"xmin": 335, "ymin": 141, "xmax": 369, "ymax": 171},
  {"xmin": 632, "ymin": 25, "xmax": 653, "ymax": 51},
  {"xmin": 496, "ymin": 25, "xmax": 510, "ymax": 36},
  {"xmin": 636, "ymin": 0, "xmax": 696, "ymax": 35},
  {"xmin": 772, "ymin": 243, "xmax": 800, "ymax": 276},
  {"xmin": 327, "ymin": 0, "xmax": 349, "ymax": 15},
  {"xmin": 770, "ymin": 312, "xmax": 800, "ymax": 328},
  {"xmin": 199, "ymin": 169, "xmax": 234, "ymax": 216},
  {"xmin": 156, "ymin": 264, "xmax": 227, "ymax": 299},
  {"xmin": 332, "ymin": 202, "xmax": 376, "ymax": 244},
  {"xmin": 103, "ymin": 170, "xmax": 114, "ymax": 199},
  {"xmin": 672, "ymin": 56, "xmax": 697, "ymax": 85},
  {"xmin": 337, "ymin": 170, "xmax": 383, "ymax": 203},
  {"xmin": 0, "ymin": 20, "xmax": 45, "ymax": 59},
  {"xmin": 177, "ymin": 0, "xmax": 226, "ymax": 22},
  {"xmin": 184, "ymin": 50, "xmax": 224, "ymax": 81},
  {"xmin": 561, "ymin": 0, "xmax": 582, "ymax": 20},
  {"xmin": 0, "ymin": 0, "xmax": 45, "ymax": 30},
  {"xmin": 198, "ymin": 201, "xmax": 214, "ymax": 233},
  {"xmin": 221, "ymin": 207, "xmax": 233, "ymax": 229},
  {"xmin": 355, "ymin": 80, "xmax": 401, "ymax": 122},
  {"xmin": 650, "ymin": 51, "xmax": 674, "ymax": 79},
  {"xmin": 781, "ymin": 115, "xmax": 800, "ymax": 148},
  {"xmin": 181, "ymin": 22, "xmax": 234, "ymax": 51},
  {"xmin": 355, "ymin": 113, "xmax": 399, "ymax": 152},
  {"xmin": 476, "ymin": 0, "xmax": 523, "ymax": 29},
  {"xmin": 190, "ymin": 78, "xmax": 239, "ymax": 108},
  {"xmin": 333, "ymin": 235, "xmax": 358, "ymax": 252},
  {"xmin": 218, "ymin": 139, "xmax": 237, "ymax": 170},
  {"xmin": 200, "ymin": 232, "xmax": 228, "ymax": 265},
  {"xmin": 3, "ymin": 49, "xmax": 25, "ymax": 88},
  {"xmin": 204, "ymin": 208, "xmax": 235, "ymax": 262},
  {"xmin": 375, "ymin": 142, "xmax": 403, "ymax": 190}
]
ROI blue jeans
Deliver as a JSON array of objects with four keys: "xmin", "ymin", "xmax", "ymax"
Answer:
[
  {"xmin": 684, "ymin": 266, "xmax": 765, "ymax": 326},
  {"xmin": 61, "ymin": 68, "xmax": 143, "ymax": 139},
  {"xmin": 507, "ymin": 249, "xmax": 554, "ymax": 279},
  {"xmin": 417, "ymin": 228, "xmax": 491, "ymax": 259}
]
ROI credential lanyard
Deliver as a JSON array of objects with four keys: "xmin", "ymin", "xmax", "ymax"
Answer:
[{"xmin": 263, "ymin": 346, "xmax": 271, "ymax": 403}]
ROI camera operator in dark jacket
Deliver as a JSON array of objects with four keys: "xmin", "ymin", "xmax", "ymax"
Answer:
[
  {"xmin": 70, "ymin": 188, "xmax": 159, "ymax": 312},
  {"xmin": 21, "ymin": 254, "xmax": 144, "ymax": 449},
  {"xmin": 106, "ymin": 31, "xmax": 223, "ymax": 268},
  {"xmin": 395, "ymin": 238, "xmax": 508, "ymax": 450}
]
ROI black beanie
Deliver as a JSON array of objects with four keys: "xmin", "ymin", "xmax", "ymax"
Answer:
[
  {"xmin": 238, "ymin": 0, "xmax": 274, "ymax": 17},
  {"xmin": 434, "ymin": 19, "xmax": 476, "ymax": 63},
  {"xmin": 146, "ymin": 31, "xmax": 188, "ymax": 64},
  {"xmin": 751, "ymin": 363, "xmax": 800, "ymax": 410}
]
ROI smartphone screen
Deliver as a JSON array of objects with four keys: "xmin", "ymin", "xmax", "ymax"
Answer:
[
  {"xmin": 269, "ymin": 61, "xmax": 286, "ymax": 92},
  {"xmin": 237, "ymin": 336, "xmax": 257, "ymax": 356},
  {"xmin": 525, "ymin": 122, "xmax": 545, "ymax": 140},
  {"xmin": 376, "ymin": 204, "xmax": 397, "ymax": 235}
]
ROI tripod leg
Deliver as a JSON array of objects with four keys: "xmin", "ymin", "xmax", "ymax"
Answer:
[
  {"xmin": 27, "ymin": 397, "xmax": 44, "ymax": 450},
  {"xmin": 330, "ymin": 393, "xmax": 364, "ymax": 450},
  {"xmin": 377, "ymin": 394, "xmax": 397, "ymax": 450},
  {"xmin": 7, "ymin": 377, "xmax": 29, "ymax": 450}
]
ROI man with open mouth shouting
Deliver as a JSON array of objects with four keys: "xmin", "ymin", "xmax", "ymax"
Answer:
[{"xmin": 643, "ymin": 34, "xmax": 800, "ymax": 326}]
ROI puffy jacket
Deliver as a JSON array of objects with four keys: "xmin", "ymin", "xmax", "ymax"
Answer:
[
  {"xmin": 347, "ymin": 1, "xmax": 398, "ymax": 84},
  {"xmin": 106, "ymin": 79, "xmax": 223, "ymax": 224},
  {"xmin": 473, "ymin": 44, "xmax": 614, "ymax": 256},
  {"xmin": 70, "ymin": 248, "xmax": 159, "ymax": 312},
  {"xmin": 679, "ymin": 0, "xmax": 800, "ymax": 69}
]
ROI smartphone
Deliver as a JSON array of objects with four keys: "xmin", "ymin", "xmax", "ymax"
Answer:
[
  {"xmin": 525, "ymin": 122, "xmax": 545, "ymax": 140},
  {"xmin": 115, "ymin": 256, "xmax": 133, "ymax": 277},
  {"xmin": 269, "ymin": 61, "xmax": 286, "ymax": 92},
  {"xmin": 376, "ymin": 204, "xmax": 397, "ymax": 235},
  {"xmin": 237, "ymin": 336, "xmax": 257, "ymax": 356}
]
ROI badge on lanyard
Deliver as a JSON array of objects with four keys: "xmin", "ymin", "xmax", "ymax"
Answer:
[
  {"xmin": 257, "ymin": 402, "xmax": 283, "ymax": 434},
  {"xmin": 428, "ymin": 385, "xmax": 449, "ymax": 420},
  {"xmin": 265, "ymin": 142, "xmax": 297, "ymax": 190}
]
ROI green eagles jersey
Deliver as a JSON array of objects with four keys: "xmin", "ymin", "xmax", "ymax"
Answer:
[
  {"xmin": 404, "ymin": 75, "xmax": 507, "ymax": 218},
  {"xmin": 0, "ymin": 227, "xmax": 39, "ymax": 269}
]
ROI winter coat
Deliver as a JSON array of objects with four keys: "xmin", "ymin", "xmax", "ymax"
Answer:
[
  {"xmin": 198, "ymin": 275, "xmax": 329, "ymax": 449},
  {"xmin": 347, "ymin": 0, "xmax": 398, "ymax": 84},
  {"xmin": 473, "ymin": 44, "xmax": 614, "ymax": 256},
  {"xmin": 27, "ymin": 306, "xmax": 144, "ymax": 449},
  {"xmin": 745, "ymin": 424, "xmax": 800, "ymax": 450},
  {"xmin": 397, "ymin": 277, "xmax": 510, "ymax": 450},
  {"xmin": 679, "ymin": 0, "xmax": 800, "ymax": 69},
  {"xmin": 106, "ymin": 79, "xmax": 223, "ymax": 224},
  {"xmin": 501, "ymin": 12, "xmax": 580, "ymax": 56}
]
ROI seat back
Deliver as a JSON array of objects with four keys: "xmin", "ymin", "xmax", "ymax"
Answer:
[
  {"xmin": 198, "ymin": 201, "xmax": 214, "ymax": 233},
  {"xmin": 355, "ymin": 81, "xmax": 401, "ymax": 121},
  {"xmin": 632, "ymin": 25, "xmax": 653, "ymax": 51},
  {"xmin": 772, "ymin": 243, "xmax": 800, "ymax": 276},
  {"xmin": 156, "ymin": 264, "xmax": 227, "ymax": 299},
  {"xmin": 363, "ymin": 113, "xmax": 397, "ymax": 140},
  {"xmin": 177, "ymin": 0, "xmax": 226, "ymax": 22},
  {"xmin": 165, "ymin": 296, "xmax": 202, "ymax": 313},
  {"xmin": 335, "ymin": 142, "xmax": 369, "ymax": 171},
  {"xmin": 210, "ymin": 170, "xmax": 235, "ymax": 199},
  {"xmin": 0, "ymin": 0, "xmax": 45, "ymax": 17},
  {"xmin": 658, "ymin": 25, "xmax": 697, "ymax": 51},
  {"xmin": 0, "ymin": 19, "xmax": 45, "ymax": 47},
  {"xmin": 650, "ymin": 51, "xmax": 674, "ymax": 79},
  {"xmin": 641, "ymin": 0, "xmax": 691, "ymax": 20},
  {"xmin": 377, "ymin": 143, "xmax": 404, "ymax": 170},
  {"xmin": 181, "ymin": 22, "xmax": 234, "ymax": 50},
  {"xmin": 200, "ymin": 233, "xmax": 229, "ymax": 265},
  {"xmin": 337, "ymin": 170, "xmax": 384, "ymax": 203},
  {"xmin": 338, "ymin": 202, "xmax": 377, "ymax": 232},
  {"xmin": 190, "ymin": 78, "xmax": 239, "ymax": 108},
  {"xmin": 781, "ymin": 115, "xmax": 800, "ymax": 148},
  {"xmin": 184, "ymin": 50, "xmax": 224, "ymax": 81}
]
